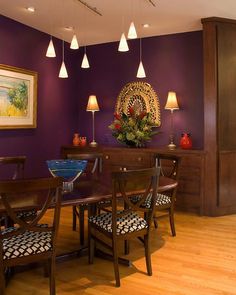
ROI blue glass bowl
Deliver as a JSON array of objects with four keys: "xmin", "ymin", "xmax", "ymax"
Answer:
[{"xmin": 46, "ymin": 159, "xmax": 87, "ymax": 181}]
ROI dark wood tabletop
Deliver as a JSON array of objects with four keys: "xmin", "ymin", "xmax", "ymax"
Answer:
[
  {"xmin": 0, "ymin": 175, "xmax": 178, "ymax": 213},
  {"xmin": 61, "ymin": 175, "xmax": 178, "ymax": 207}
]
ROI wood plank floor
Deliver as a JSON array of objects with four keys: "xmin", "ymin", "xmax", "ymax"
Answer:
[{"xmin": 5, "ymin": 208, "xmax": 236, "ymax": 295}]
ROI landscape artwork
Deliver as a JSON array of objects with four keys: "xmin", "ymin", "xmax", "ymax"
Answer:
[{"xmin": 0, "ymin": 64, "xmax": 37, "ymax": 129}]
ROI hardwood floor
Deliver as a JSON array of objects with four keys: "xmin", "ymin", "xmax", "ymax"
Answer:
[{"xmin": 5, "ymin": 208, "xmax": 236, "ymax": 295}]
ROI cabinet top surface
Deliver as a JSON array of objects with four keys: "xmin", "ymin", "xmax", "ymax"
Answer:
[{"xmin": 61, "ymin": 145, "xmax": 205, "ymax": 155}]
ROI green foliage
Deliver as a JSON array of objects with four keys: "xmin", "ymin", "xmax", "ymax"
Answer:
[
  {"xmin": 109, "ymin": 109, "xmax": 159, "ymax": 147},
  {"xmin": 8, "ymin": 81, "xmax": 28, "ymax": 111}
]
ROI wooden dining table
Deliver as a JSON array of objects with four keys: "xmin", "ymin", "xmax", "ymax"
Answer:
[{"xmin": 0, "ymin": 173, "xmax": 178, "ymax": 264}]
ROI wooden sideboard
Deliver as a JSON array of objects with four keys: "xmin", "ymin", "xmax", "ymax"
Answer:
[{"xmin": 61, "ymin": 145, "xmax": 205, "ymax": 215}]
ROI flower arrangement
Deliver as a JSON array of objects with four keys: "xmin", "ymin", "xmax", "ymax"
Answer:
[{"xmin": 109, "ymin": 107, "xmax": 158, "ymax": 147}]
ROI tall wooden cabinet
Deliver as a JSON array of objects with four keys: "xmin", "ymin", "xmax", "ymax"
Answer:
[{"xmin": 202, "ymin": 17, "xmax": 236, "ymax": 215}]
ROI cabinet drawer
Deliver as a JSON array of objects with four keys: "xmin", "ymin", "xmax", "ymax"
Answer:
[{"xmin": 103, "ymin": 151, "xmax": 151, "ymax": 168}]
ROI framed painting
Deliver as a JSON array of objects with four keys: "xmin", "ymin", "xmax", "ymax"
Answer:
[{"xmin": 0, "ymin": 64, "xmax": 37, "ymax": 129}]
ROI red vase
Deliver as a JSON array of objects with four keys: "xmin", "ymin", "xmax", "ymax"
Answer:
[{"xmin": 180, "ymin": 133, "xmax": 192, "ymax": 149}]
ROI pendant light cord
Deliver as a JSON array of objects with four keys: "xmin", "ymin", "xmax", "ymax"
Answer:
[
  {"xmin": 140, "ymin": 38, "xmax": 142, "ymax": 61},
  {"xmin": 62, "ymin": 40, "xmax": 65, "ymax": 61}
]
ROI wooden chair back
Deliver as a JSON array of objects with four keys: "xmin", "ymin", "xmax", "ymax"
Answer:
[
  {"xmin": 154, "ymin": 153, "xmax": 181, "ymax": 181},
  {"xmin": 0, "ymin": 156, "xmax": 26, "ymax": 180},
  {"xmin": 0, "ymin": 177, "xmax": 62, "ymax": 247},
  {"xmin": 111, "ymin": 167, "xmax": 160, "ymax": 231},
  {"xmin": 67, "ymin": 153, "xmax": 103, "ymax": 178}
]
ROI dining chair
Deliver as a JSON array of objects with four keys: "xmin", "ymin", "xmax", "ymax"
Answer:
[
  {"xmin": 88, "ymin": 167, "xmax": 160, "ymax": 287},
  {"xmin": 66, "ymin": 153, "xmax": 103, "ymax": 245},
  {"xmin": 0, "ymin": 156, "xmax": 26, "ymax": 180},
  {"xmin": 0, "ymin": 177, "xmax": 63, "ymax": 295},
  {"xmin": 153, "ymin": 153, "xmax": 181, "ymax": 236},
  {"xmin": 0, "ymin": 156, "xmax": 36, "ymax": 226}
]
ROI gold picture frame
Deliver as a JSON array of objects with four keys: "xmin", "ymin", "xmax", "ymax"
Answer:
[
  {"xmin": 115, "ymin": 81, "xmax": 161, "ymax": 126},
  {"xmin": 0, "ymin": 64, "xmax": 37, "ymax": 129}
]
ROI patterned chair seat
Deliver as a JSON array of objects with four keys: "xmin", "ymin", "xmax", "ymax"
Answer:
[
  {"xmin": 97, "ymin": 199, "xmax": 112, "ymax": 206},
  {"xmin": 1, "ymin": 225, "xmax": 52, "ymax": 260},
  {"xmin": 89, "ymin": 211, "xmax": 147, "ymax": 235},
  {"xmin": 17, "ymin": 209, "xmax": 37, "ymax": 220},
  {"xmin": 131, "ymin": 193, "xmax": 171, "ymax": 209}
]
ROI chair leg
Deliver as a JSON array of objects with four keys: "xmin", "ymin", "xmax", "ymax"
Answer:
[
  {"xmin": 0, "ymin": 264, "xmax": 5, "ymax": 295},
  {"xmin": 144, "ymin": 234, "xmax": 152, "ymax": 276},
  {"xmin": 153, "ymin": 216, "xmax": 158, "ymax": 229},
  {"xmin": 79, "ymin": 206, "xmax": 85, "ymax": 245},
  {"xmin": 169, "ymin": 207, "xmax": 176, "ymax": 236},
  {"xmin": 112, "ymin": 237, "xmax": 120, "ymax": 287},
  {"xmin": 88, "ymin": 224, "xmax": 94, "ymax": 264},
  {"xmin": 49, "ymin": 257, "xmax": 56, "ymax": 295},
  {"xmin": 72, "ymin": 206, "xmax": 77, "ymax": 231},
  {"xmin": 124, "ymin": 240, "xmax": 130, "ymax": 255}
]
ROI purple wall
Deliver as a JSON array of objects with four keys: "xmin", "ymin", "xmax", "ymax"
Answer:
[
  {"xmin": 76, "ymin": 31, "xmax": 204, "ymax": 149},
  {"xmin": 0, "ymin": 16, "xmax": 79, "ymax": 177},
  {"xmin": 0, "ymin": 15, "xmax": 204, "ymax": 178}
]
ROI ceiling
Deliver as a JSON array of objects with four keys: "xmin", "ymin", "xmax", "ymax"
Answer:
[{"xmin": 1, "ymin": 0, "xmax": 236, "ymax": 46}]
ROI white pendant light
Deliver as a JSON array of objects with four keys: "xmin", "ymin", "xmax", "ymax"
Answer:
[
  {"xmin": 81, "ymin": 46, "xmax": 90, "ymax": 68},
  {"xmin": 118, "ymin": 33, "xmax": 129, "ymax": 52},
  {"xmin": 70, "ymin": 34, "xmax": 79, "ymax": 49},
  {"xmin": 136, "ymin": 38, "xmax": 146, "ymax": 78},
  {"xmin": 59, "ymin": 40, "xmax": 68, "ymax": 78},
  {"xmin": 128, "ymin": 21, "xmax": 137, "ymax": 39},
  {"xmin": 137, "ymin": 61, "xmax": 146, "ymax": 78},
  {"xmin": 46, "ymin": 37, "xmax": 56, "ymax": 57},
  {"xmin": 59, "ymin": 61, "xmax": 68, "ymax": 78}
]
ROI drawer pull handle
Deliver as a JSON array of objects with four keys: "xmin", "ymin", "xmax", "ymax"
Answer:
[
  {"xmin": 105, "ymin": 155, "xmax": 109, "ymax": 160},
  {"xmin": 138, "ymin": 157, "xmax": 142, "ymax": 161}
]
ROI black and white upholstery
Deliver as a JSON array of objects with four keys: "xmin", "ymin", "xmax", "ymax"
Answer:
[
  {"xmin": 2, "ymin": 225, "xmax": 52, "ymax": 260},
  {"xmin": 89, "ymin": 211, "xmax": 147, "ymax": 235},
  {"xmin": 16, "ymin": 209, "xmax": 37, "ymax": 220},
  {"xmin": 131, "ymin": 193, "xmax": 171, "ymax": 208}
]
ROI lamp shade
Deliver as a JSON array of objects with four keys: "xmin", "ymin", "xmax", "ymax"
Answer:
[
  {"xmin": 128, "ymin": 21, "xmax": 137, "ymax": 39},
  {"xmin": 46, "ymin": 38, "xmax": 56, "ymax": 57},
  {"xmin": 70, "ymin": 34, "xmax": 79, "ymax": 49},
  {"xmin": 86, "ymin": 95, "xmax": 99, "ymax": 112},
  {"xmin": 118, "ymin": 33, "xmax": 129, "ymax": 52},
  {"xmin": 136, "ymin": 61, "xmax": 146, "ymax": 78},
  {"xmin": 165, "ymin": 91, "xmax": 179, "ymax": 110},
  {"xmin": 59, "ymin": 61, "xmax": 68, "ymax": 78},
  {"xmin": 81, "ymin": 53, "xmax": 90, "ymax": 68}
]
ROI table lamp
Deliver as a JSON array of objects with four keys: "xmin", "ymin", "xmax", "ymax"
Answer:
[
  {"xmin": 86, "ymin": 95, "xmax": 100, "ymax": 147},
  {"xmin": 165, "ymin": 91, "xmax": 179, "ymax": 150}
]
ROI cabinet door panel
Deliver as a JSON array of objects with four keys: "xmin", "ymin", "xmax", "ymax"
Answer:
[{"xmin": 219, "ymin": 152, "xmax": 236, "ymax": 207}]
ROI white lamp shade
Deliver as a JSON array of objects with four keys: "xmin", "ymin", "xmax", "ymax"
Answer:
[
  {"xmin": 81, "ymin": 53, "xmax": 90, "ymax": 68},
  {"xmin": 86, "ymin": 95, "xmax": 100, "ymax": 111},
  {"xmin": 70, "ymin": 34, "xmax": 79, "ymax": 49},
  {"xmin": 128, "ymin": 22, "xmax": 137, "ymax": 39},
  {"xmin": 59, "ymin": 61, "xmax": 68, "ymax": 78},
  {"xmin": 46, "ymin": 39, "xmax": 56, "ymax": 57},
  {"xmin": 136, "ymin": 61, "xmax": 146, "ymax": 78},
  {"xmin": 118, "ymin": 33, "xmax": 129, "ymax": 52},
  {"xmin": 165, "ymin": 91, "xmax": 179, "ymax": 110}
]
